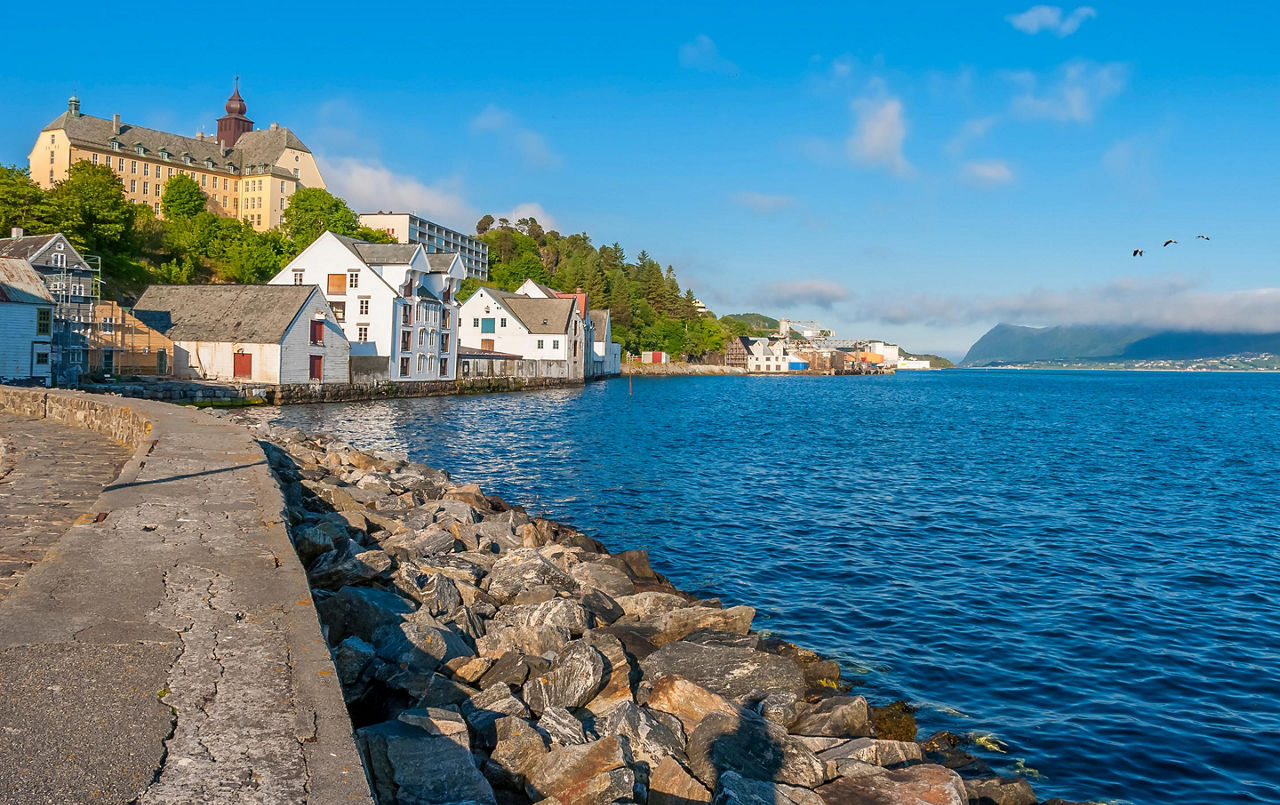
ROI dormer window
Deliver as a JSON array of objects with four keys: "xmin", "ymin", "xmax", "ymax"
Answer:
[
  {"xmin": 134, "ymin": 143, "xmax": 144, "ymax": 155},
  {"xmin": 204, "ymin": 158, "xmax": 214, "ymax": 169},
  {"xmin": 158, "ymin": 148, "xmax": 170, "ymax": 160},
  {"xmin": 183, "ymin": 153, "xmax": 192, "ymax": 165},
  {"xmin": 109, "ymin": 139, "xmax": 120, "ymax": 151}
]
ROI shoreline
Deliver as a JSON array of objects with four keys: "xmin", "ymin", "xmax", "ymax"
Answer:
[{"xmin": 230, "ymin": 412, "xmax": 1094, "ymax": 805}]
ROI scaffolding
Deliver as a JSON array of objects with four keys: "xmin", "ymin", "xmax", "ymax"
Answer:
[{"xmin": 45, "ymin": 253, "xmax": 101, "ymax": 384}]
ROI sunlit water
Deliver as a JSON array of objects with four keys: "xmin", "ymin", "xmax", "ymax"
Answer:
[{"xmin": 249, "ymin": 371, "xmax": 1280, "ymax": 804}]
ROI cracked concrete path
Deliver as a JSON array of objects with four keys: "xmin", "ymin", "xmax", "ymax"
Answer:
[
  {"xmin": 0, "ymin": 392, "xmax": 371, "ymax": 804},
  {"xmin": 0, "ymin": 413, "xmax": 130, "ymax": 597}
]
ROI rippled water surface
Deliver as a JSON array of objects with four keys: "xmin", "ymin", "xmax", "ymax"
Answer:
[{"xmin": 253, "ymin": 371, "xmax": 1280, "ymax": 804}]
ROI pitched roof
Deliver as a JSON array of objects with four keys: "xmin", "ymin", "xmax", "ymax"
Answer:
[
  {"xmin": 504, "ymin": 297, "xmax": 577, "ymax": 334},
  {"xmin": 351, "ymin": 241, "xmax": 420, "ymax": 265},
  {"xmin": 0, "ymin": 258, "xmax": 55, "ymax": 304},
  {"xmin": 0, "ymin": 234, "xmax": 56, "ymax": 262},
  {"xmin": 43, "ymin": 112, "xmax": 309, "ymax": 178},
  {"xmin": 133, "ymin": 284, "xmax": 321, "ymax": 344},
  {"xmin": 589, "ymin": 309, "xmax": 610, "ymax": 342},
  {"xmin": 424, "ymin": 252, "xmax": 461, "ymax": 273}
]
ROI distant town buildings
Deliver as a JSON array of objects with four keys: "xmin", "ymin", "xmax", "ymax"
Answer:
[
  {"xmin": 0, "ymin": 257, "xmax": 56, "ymax": 384},
  {"xmin": 359, "ymin": 212, "xmax": 490, "ymax": 280},
  {"xmin": 133, "ymin": 284, "xmax": 348, "ymax": 383},
  {"xmin": 272, "ymin": 231, "xmax": 463, "ymax": 382},
  {"xmin": 30, "ymin": 82, "xmax": 325, "ymax": 231}
]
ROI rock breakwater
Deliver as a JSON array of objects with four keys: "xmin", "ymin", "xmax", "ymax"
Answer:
[{"xmin": 241, "ymin": 416, "xmax": 1091, "ymax": 805}]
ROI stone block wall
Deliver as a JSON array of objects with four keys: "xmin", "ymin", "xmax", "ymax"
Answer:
[{"xmin": 0, "ymin": 387, "xmax": 153, "ymax": 448}]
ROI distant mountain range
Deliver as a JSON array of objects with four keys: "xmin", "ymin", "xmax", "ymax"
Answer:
[{"xmin": 961, "ymin": 323, "xmax": 1280, "ymax": 366}]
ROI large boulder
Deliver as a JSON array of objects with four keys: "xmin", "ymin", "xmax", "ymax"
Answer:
[
  {"xmin": 495, "ymin": 598, "xmax": 592, "ymax": 636},
  {"xmin": 476, "ymin": 624, "xmax": 572, "ymax": 659},
  {"xmin": 381, "ymin": 526, "xmax": 457, "ymax": 561},
  {"xmin": 396, "ymin": 707, "xmax": 470, "ymax": 751},
  {"xmin": 538, "ymin": 706, "xmax": 591, "ymax": 747},
  {"xmin": 307, "ymin": 541, "xmax": 393, "ymax": 590},
  {"xmin": 332, "ymin": 635, "xmax": 378, "ymax": 692},
  {"xmin": 464, "ymin": 683, "xmax": 532, "ymax": 747},
  {"xmin": 523, "ymin": 641, "xmax": 607, "ymax": 715},
  {"xmin": 686, "ymin": 711, "xmax": 826, "ymax": 790},
  {"xmin": 292, "ymin": 519, "xmax": 345, "ymax": 565},
  {"xmin": 485, "ymin": 716, "xmax": 551, "ymax": 789},
  {"xmin": 373, "ymin": 615, "xmax": 474, "ymax": 674},
  {"xmin": 649, "ymin": 605, "xmax": 755, "ymax": 646},
  {"xmin": 650, "ymin": 755, "xmax": 712, "ymax": 805},
  {"xmin": 479, "ymin": 651, "xmax": 551, "ymax": 689},
  {"xmin": 790, "ymin": 696, "xmax": 872, "ymax": 739},
  {"xmin": 594, "ymin": 701, "xmax": 686, "ymax": 765},
  {"xmin": 616, "ymin": 591, "xmax": 690, "ymax": 617},
  {"xmin": 713, "ymin": 770, "xmax": 825, "ymax": 805},
  {"xmin": 526, "ymin": 736, "xmax": 637, "ymax": 805},
  {"xmin": 486, "ymin": 548, "xmax": 579, "ymax": 603},
  {"xmin": 819, "ymin": 738, "xmax": 922, "ymax": 769},
  {"xmin": 357, "ymin": 720, "xmax": 496, "ymax": 805},
  {"xmin": 641, "ymin": 642, "xmax": 808, "ymax": 701},
  {"xmin": 815, "ymin": 764, "xmax": 967, "ymax": 805},
  {"xmin": 393, "ymin": 566, "xmax": 464, "ymax": 616},
  {"xmin": 314, "ymin": 586, "xmax": 414, "ymax": 644},
  {"xmin": 870, "ymin": 701, "xmax": 916, "ymax": 742},
  {"xmin": 571, "ymin": 561, "xmax": 637, "ymax": 598},
  {"xmin": 580, "ymin": 631, "xmax": 635, "ymax": 714},
  {"xmin": 964, "ymin": 776, "xmax": 1038, "ymax": 805},
  {"xmin": 644, "ymin": 674, "xmax": 740, "ymax": 734}
]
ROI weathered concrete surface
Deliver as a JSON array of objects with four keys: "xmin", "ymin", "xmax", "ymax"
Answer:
[
  {"xmin": 0, "ymin": 388, "xmax": 372, "ymax": 804},
  {"xmin": 0, "ymin": 413, "xmax": 130, "ymax": 597}
]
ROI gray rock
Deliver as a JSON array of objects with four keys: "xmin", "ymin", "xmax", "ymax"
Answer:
[
  {"xmin": 594, "ymin": 701, "xmax": 686, "ymax": 764},
  {"xmin": 525, "ymin": 736, "xmax": 636, "ymax": 805},
  {"xmin": 480, "ymin": 651, "xmax": 551, "ymax": 689},
  {"xmin": 819, "ymin": 737, "xmax": 922, "ymax": 769},
  {"xmin": 571, "ymin": 561, "xmax": 637, "ymax": 598},
  {"xmin": 713, "ymin": 770, "xmax": 825, "ymax": 805},
  {"xmin": 964, "ymin": 776, "xmax": 1038, "ymax": 805},
  {"xmin": 414, "ymin": 554, "xmax": 490, "ymax": 586},
  {"xmin": 413, "ymin": 673, "xmax": 479, "ymax": 708},
  {"xmin": 314, "ymin": 586, "xmax": 414, "ymax": 644},
  {"xmin": 523, "ymin": 640, "xmax": 607, "ymax": 715},
  {"xmin": 307, "ymin": 541, "xmax": 393, "ymax": 590},
  {"xmin": 434, "ymin": 498, "xmax": 483, "ymax": 525},
  {"xmin": 649, "ymin": 605, "xmax": 756, "ymax": 646},
  {"xmin": 462, "ymin": 520, "xmax": 523, "ymax": 553},
  {"xmin": 476, "ymin": 624, "xmax": 572, "ymax": 659},
  {"xmin": 396, "ymin": 706, "xmax": 470, "ymax": 751},
  {"xmin": 496, "ymin": 598, "xmax": 592, "ymax": 636},
  {"xmin": 790, "ymin": 696, "xmax": 872, "ymax": 739},
  {"xmin": 650, "ymin": 755, "xmax": 712, "ymax": 805},
  {"xmin": 382, "ymin": 525, "xmax": 457, "ymax": 560},
  {"xmin": 357, "ymin": 720, "xmax": 496, "ymax": 805},
  {"xmin": 648, "ymin": 708, "xmax": 688, "ymax": 748},
  {"xmin": 292, "ymin": 519, "xmax": 344, "ymax": 565},
  {"xmin": 393, "ymin": 566, "xmax": 465, "ymax": 616},
  {"xmin": 485, "ymin": 716, "xmax": 551, "ymax": 789},
  {"xmin": 683, "ymin": 629, "xmax": 763, "ymax": 651},
  {"xmin": 580, "ymin": 631, "xmax": 635, "ymax": 715},
  {"xmin": 538, "ymin": 706, "xmax": 590, "ymax": 746},
  {"xmin": 511, "ymin": 585, "xmax": 559, "ymax": 605},
  {"xmin": 640, "ymin": 641, "xmax": 808, "ymax": 701},
  {"xmin": 486, "ymin": 548, "xmax": 579, "ymax": 603},
  {"xmin": 686, "ymin": 711, "xmax": 826, "ymax": 789},
  {"xmin": 755, "ymin": 691, "xmax": 799, "ymax": 727},
  {"xmin": 465, "ymin": 683, "xmax": 533, "ymax": 747},
  {"xmin": 332, "ymin": 635, "xmax": 377, "ymax": 690},
  {"xmin": 815, "ymin": 764, "xmax": 967, "ymax": 805},
  {"xmin": 373, "ymin": 615, "xmax": 474, "ymax": 673},
  {"xmin": 579, "ymin": 589, "xmax": 626, "ymax": 625},
  {"xmin": 616, "ymin": 591, "xmax": 689, "ymax": 617}
]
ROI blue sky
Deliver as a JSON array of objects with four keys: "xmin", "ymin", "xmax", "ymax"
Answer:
[{"xmin": 4, "ymin": 2, "xmax": 1278, "ymax": 355}]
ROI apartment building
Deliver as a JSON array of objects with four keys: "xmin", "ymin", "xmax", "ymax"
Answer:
[
  {"xmin": 29, "ymin": 82, "xmax": 324, "ymax": 231},
  {"xmin": 358, "ymin": 212, "xmax": 489, "ymax": 279}
]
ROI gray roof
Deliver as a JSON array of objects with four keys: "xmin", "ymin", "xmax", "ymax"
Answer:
[
  {"xmin": 505, "ymin": 297, "xmax": 576, "ymax": 334},
  {"xmin": 424, "ymin": 252, "xmax": 461, "ymax": 273},
  {"xmin": 42, "ymin": 111, "xmax": 310, "ymax": 178},
  {"xmin": 0, "ymin": 233, "xmax": 91, "ymax": 272},
  {"xmin": 589, "ymin": 309, "xmax": 610, "ymax": 342},
  {"xmin": 352, "ymin": 241, "xmax": 420, "ymax": 265},
  {"xmin": 133, "ymin": 284, "xmax": 320, "ymax": 344},
  {"xmin": 459, "ymin": 345, "xmax": 523, "ymax": 359},
  {"xmin": 0, "ymin": 258, "xmax": 55, "ymax": 304}
]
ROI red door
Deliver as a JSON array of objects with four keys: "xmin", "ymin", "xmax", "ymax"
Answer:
[
  {"xmin": 309, "ymin": 355, "xmax": 323, "ymax": 381},
  {"xmin": 233, "ymin": 353, "xmax": 252, "ymax": 378}
]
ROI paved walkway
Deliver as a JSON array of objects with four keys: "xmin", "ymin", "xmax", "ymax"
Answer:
[
  {"xmin": 0, "ymin": 413, "xmax": 130, "ymax": 598},
  {"xmin": 0, "ymin": 391, "xmax": 371, "ymax": 804}
]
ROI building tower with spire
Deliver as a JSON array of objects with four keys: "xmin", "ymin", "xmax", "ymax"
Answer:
[{"xmin": 216, "ymin": 77, "xmax": 253, "ymax": 148}]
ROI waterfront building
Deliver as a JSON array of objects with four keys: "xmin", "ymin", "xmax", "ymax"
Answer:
[
  {"xmin": 88, "ymin": 301, "xmax": 174, "ymax": 376},
  {"xmin": 29, "ymin": 83, "xmax": 325, "ymax": 232},
  {"xmin": 358, "ymin": 212, "xmax": 489, "ymax": 280},
  {"xmin": 458, "ymin": 287, "xmax": 587, "ymax": 380},
  {"xmin": 271, "ymin": 231, "xmax": 463, "ymax": 382},
  {"xmin": 0, "ymin": 257, "xmax": 56, "ymax": 384},
  {"xmin": 866, "ymin": 341, "xmax": 901, "ymax": 367},
  {"xmin": 588, "ymin": 309, "xmax": 622, "ymax": 377},
  {"xmin": 725, "ymin": 336, "xmax": 752, "ymax": 369},
  {"xmin": 132, "ymin": 284, "xmax": 348, "ymax": 384},
  {"xmin": 0, "ymin": 230, "xmax": 99, "ymax": 380},
  {"xmin": 898, "ymin": 358, "xmax": 932, "ymax": 370},
  {"xmin": 744, "ymin": 337, "xmax": 787, "ymax": 373}
]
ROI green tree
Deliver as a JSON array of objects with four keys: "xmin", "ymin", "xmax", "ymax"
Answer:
[
  {"xmin": 476, "ymin": 214, "xmax": 495, "ymax": 234},
  {"xmin": 280, "ymin": 187, "xmax": 359, "ymax": 249},
  {"xmin": 160, "ymin": 173, "xmax": 207, "ymax": 220},
  {"xmin": 353, "ymin": 225, "xmax": 396, "ymax": 244},
  {"xmin": 0, "ymin": 165, "xmax": 47, "ymax": 234},
  {"xmin": 45, "ymin": 162, "xmax": 136, "ymax": 257}
]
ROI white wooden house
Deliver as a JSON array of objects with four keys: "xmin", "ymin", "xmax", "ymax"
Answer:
[
  {"xmin": 458, "ymin": 287, "xmax": 587, "ymax": 380},
  {"xmin": 0, "ymin": 257, "xmax": 55, "ymax": 384},
  {"xmin": 132, "ymin": 284, "xmax": 349, "ymax": 384},
  {"xmin": 588, "ymin": 308, "xmax": 622, "ymax": 377},
  {"xmin": 270, "ymin": 232, "xmax": 463, "ymax": 382}
]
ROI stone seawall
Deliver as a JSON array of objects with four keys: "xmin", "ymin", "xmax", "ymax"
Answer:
[
  {"xmin": 0, "ymin": 387, "xmax": 372, "ymax": 803},
  {"xmin": 624, "ymin": 363, "xmax": 746, "ymax": 376}
]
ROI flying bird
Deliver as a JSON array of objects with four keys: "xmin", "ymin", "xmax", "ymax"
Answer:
[
  {"xmin": 1196, "ymin": 234, "xmax": 1210, "ymax": 240},
  {"xmin": 1163, "ymin": 239, "xmax": 1178, "ymax": 247},
  {"xmin": 1132, "ymin": 249, "xmax": 1144, "ymax": 257}
]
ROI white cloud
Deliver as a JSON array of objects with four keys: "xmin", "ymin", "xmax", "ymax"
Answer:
[
  {"xmin": 962, "ymin": 159, "xmax": 1015, "ymax": 186},
  {"xmin": 857, "ymin": 277, "xmax": 1280, "ymax": 334},
  {"xmin": 846, "ymin": 96, "xmax": 912, "ymax": 175},
  {"xmin": 319, "ymin": 156, "xmax": 475, "ymax": 224},
  {"xmin": 947, "ymin": 116, "xmax": 998, "ymax": 155},
  {"xmin": 678, "ymin": 35, "xmax": 739, "ymax": 77},
  {"xmin": 755, "ymin": 279, "xmax": 852, "ymax": 311},
  {"xmin": 493, "ymin": 203, "xmax": 558, "ymax": 233},
  {"xmin": 1007, "ymin": 5, "xmax": 1097, "ymax": 36},
  {"xmin": 731, "ymin": 192, "xmax": 796, "ymax": 213},
  {"xmin": 469, "ymin": 104, "xmax": 561, "ymax": 169},
  {"xmin": 1009, "ymin": 60, "xmax": 1128, "ymax": 123}
]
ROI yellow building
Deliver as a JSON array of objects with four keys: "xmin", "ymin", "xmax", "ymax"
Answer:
[
  {"xmin": 29, "ymin": 82, "xmax": 325, "ymax": 232},
  {"xmin": 88, "ymin": 301, "xmax": 174, "ymax": 376}
]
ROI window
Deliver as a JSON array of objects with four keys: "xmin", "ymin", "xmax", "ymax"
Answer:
[
  {"xmin": 401, "ymin": 306, "xmax": 412, "ymax": 325},
  {"xmin": 143, "ymin": 163, "xmax": 149, "ymax": 176},
  {"xmin": 439, "ymin": 357, "xmax": 448, "ymax": 377},
  {"xmin": 500, "ymin": 317, "xmax": 507, "ymax": 328},
  {"xmin": 401, "ymin": 331, "xmax": 411, "ymax": 352},
  {"xmin": 223, "ymin": 178, "xmax": 228, "ymax": 190},
  {"xmin": 472, "ymin": 317, "xmax": 480, "ymax": 328},
  {"xmin": 49, "ymin": 150, "xmax": 54, "ymax": 164},
  {"xmin": 280, "ymin": 180, "xmax": 285, "ymax": 193},
  {"xmin": 326, "ymin": 274, "xmax": 346, "ymax": 294},
  {"xmin": 100, "ymin": 316, "xmax": 115, "ymax": 334},
  {"xmin": 142, "ymin": 181, "xmax": 149, "ymax": 195},
  {"xmin": 481, "ymin": 318, "xmax": 496, "ymax": 334},
  {"xmin": 167, "ymin": 168, "xmax": 173, "ymax": 178},
  {"xmin": 417, "ymin": 354, "xmax": 426, "ymax": 372},
  {"xmin": 91, "ymin": 154, "xmax": 98, "ymax": 165},
  {"xmin": 129, "ymin": 179, "xmax": 136, "ymax": 193},
  {"xmin": 201, "ymin": 175, "xmax": 207, "ymax": 188},
  {"xmin": 553, "ymin": 339, "xmax": 560, "ymax": 350},
  {"xmin": 118, "ymin": 157, "xmax": 124, "ymax": 170},
  {"xmin": 309, "ymin": 320, "xmax": 325, "ymax": 345},
  {"xmin": 357, "ymin": 326, "xmax": 368, "ymax": 343},
  {"xmin": 35, "ymin": 351, "xmax": 50, "ymax": 367},
  {"xmin": 51, "ymin": 252, "xmax": 66, "ymax": 268},
  {"xmin": 537, "ymin": 339, "xmax": 544, "ymax": 349},
  {"xmin": 418, "ymin": 328, "xmax": 426, "ymax": 345},
  {"xmin": 36, "ymin": 308, "xmax": 52, "ymax": 336},
  {"xmin": 330, "ymin": 301, "xmax": 345, "ymax": 322},
  {"xmin": 441, "ymin": 333, "xmax": 449, "ymax": 351},
  {"xmin": 293, "ymin": 271, "xmax": 304, "ymax": 285},
  {"xmin": 70, "ymin": 282, "xmax": 83, "ymax": 296},
  {"xmin": 130, "ymin": 160, "xmax": 137, "ymax": 174},
  {"xmin": 348, "ymin": 272, "xmax": 359, "ymax": 289},
  {"xmin": 358, "ymin": 298, "xmax": 369, "ymax": 316},
  {"xmin": 399, "ymin": 356, "xmax": 410, "ymax": 377},
  {"xmin": 293, "ymin": 168, "xmax": 299, "ymax": 178},
  {"xmin": 309, "ymin": 355, "xmax": 323, "ymax": 381}
]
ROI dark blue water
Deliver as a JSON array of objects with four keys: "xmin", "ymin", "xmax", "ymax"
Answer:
[{"xmin": 252, "ymin": 371, "xmax": 1280, "ymax": 805}]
